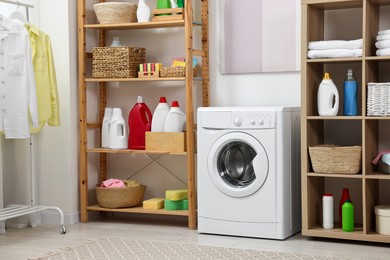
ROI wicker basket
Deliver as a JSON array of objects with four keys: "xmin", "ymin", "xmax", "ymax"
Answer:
[
  {"xmin": 96, "ymin": 185, "xmax": 146, "ymax": 208},
  {"xmin": 92, "ymin": 46, "xmax": 146, "ymax": 78},
  {"xmin": 367, "ymin": 82, "xmax": 390, "ymax": 116},
  {"xmin": 93, "ymin": 2, "xmax": 137, "ymax": 24},
  {"xmin": 160, "ymin": 66, "xmax": 197, "ymax": 78},
  {"xmin": 308, "ymin": 145, "xmax": 362, "ymax": 174}
]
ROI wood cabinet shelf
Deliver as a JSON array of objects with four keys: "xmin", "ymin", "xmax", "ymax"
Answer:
[
  {"xmin": 78, "ymin": 0, "xmax": 209, "ymax": 230},
  {"xmin": 301, "ymin": 0, "xmax": 390, "ymax": 243},
  {"xmin": 85, "ymin": 77, "xmax": 186, "ymax": 82},
  {"xmin": 87, "ymin": 205, "xmax": 188, "ymax": 216},
  {"xmin": 86, "ymin": 148, "xmax": 186, "ymax": 156}
]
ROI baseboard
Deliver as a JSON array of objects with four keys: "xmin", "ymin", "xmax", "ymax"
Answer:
[{"xmin": 41, "ymin": 211, "xmax": 79, "ymax": 225}]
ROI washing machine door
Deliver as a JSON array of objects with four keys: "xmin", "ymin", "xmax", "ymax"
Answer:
[{"xmin": 207, "ymin": 132, "xmax": 269, "ymax": 198}]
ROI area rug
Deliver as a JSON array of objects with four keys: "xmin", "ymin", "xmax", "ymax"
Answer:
[{"xmin": 30, "ymin": 237, "xmax": 344, "ymax": 260}]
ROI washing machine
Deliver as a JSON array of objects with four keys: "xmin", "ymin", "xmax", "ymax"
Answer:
[{"xmin": 197, "ymin": 107, "xmax": 301, "ymax": 240}]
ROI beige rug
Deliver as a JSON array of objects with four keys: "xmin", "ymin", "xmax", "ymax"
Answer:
[{"xmin": 30, "ymin": 237, "xmax": 345, "ymax": 260}]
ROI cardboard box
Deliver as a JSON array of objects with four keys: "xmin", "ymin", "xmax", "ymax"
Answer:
[{"xmin": 145, "ymin": 132, "xmax": 186, "ymax": 153}]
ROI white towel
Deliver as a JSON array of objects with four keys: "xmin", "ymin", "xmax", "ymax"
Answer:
[
  {"xmin": 377, "ymin": 33, "xmax": 390, "ymax": 41},
  {"xmin": 308, "ymin": 39, "xmax": 362, "ymax": 50},
  {"xmin": 375, "ymin": 39, "xmax": 390, "ymax": 49},
  {"xmin": 307, "ymin": 49, "xmax": 362, "ymax": 59},
  {"xmin": 376, "ymin": 48, "xmax": 390, "ymax": 56},
  {"xmin": 378, "ymin": 29, "xmax": 390, "ymax": 35}
]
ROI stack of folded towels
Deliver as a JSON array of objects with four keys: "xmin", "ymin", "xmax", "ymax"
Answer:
[
  {"xmin": 307, "ymin": 39, "xmax": 363, "ymax": 59},
  {"xmin": 375, "ymin": 29, "xmax": 390, "ymax": 56}
]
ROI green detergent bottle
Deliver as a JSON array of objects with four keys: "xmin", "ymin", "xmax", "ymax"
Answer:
[
  {"xmin": 177, "ymin": 0, "xmax": 184, "ymax": 8},
  {"xmin": 342, "ymin": 199, "xmax": 354, "ymax": 232}
]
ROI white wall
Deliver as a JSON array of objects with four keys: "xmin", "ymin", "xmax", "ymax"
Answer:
[
  {"xmin": 209, "ymin": 1, "xmax": 301, "ymax": 107},
  {"xmin": 0, "ymin": 0, "xmax": 79, "ymax": 225},
  {"xmin": 1, "ymin": 0, "xmax": 301, "ymax": 226}
]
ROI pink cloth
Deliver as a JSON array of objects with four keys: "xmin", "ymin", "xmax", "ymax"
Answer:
[
  {"xmin": 100, "ymin": 178, "xmax": 126, "ymax": 188},
  {"xmin": 372, "ymin": 150, "xmax": 390, "ymax": 165}
]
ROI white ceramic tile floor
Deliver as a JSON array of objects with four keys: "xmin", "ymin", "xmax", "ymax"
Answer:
[{"xmin": 0, "ymin": 215, "xmax": 389, "ymax": 260}]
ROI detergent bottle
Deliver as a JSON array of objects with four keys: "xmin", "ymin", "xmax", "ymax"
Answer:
[
  {"xmin": 108, "ymin": 108, "xmax": 128, "ymax": 150},
  {"xmin": 163, "ymin": 101, "xmax": 186, "ymax": 132},
  {"xmin": 151, "ymin": 97, "xmax": 170, "ymax": 132},
  {"xmin": 317, "ymin": 72, "xmax": 339, "ymax": 116},
  {"xmin": 101, "ymin": 107, "xmax": 113, "ymax": 148},
  {"xmin": 343, "ymin": 69, "xmax": 358, "ymax": 116},
  {"xmin": 128, "ymin": 96, "xmax": 152, "ymax": 150}
]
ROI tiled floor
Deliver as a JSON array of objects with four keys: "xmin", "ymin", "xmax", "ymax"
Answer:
[{"xmin": 0, "ymin": 215, "xmax": 389, "ymax": 260}]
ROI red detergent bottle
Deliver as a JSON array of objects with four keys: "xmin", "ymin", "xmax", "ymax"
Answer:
[{"xmin": 128, "ymin": 96, "xmax": 152, "ymax": 150}]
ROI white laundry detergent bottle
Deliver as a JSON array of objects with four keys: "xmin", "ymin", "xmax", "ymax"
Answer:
[
  {"xmin": 163, "ymin": 101, "xmax": 186, "ymax": 132},
  {"xmin": 151, "ymin": 96, "xmax": 170, "ymax": 132},
  {"xmin": 109, "ymin": 108, "xmax": 128, "ymax": 149},
  {"xmin": 317, "ymin": 72, "xmax": 339, "ymax": 116},
  {"xmin": 101, "ymin": 107, "xmax": 113, "ymax": 148}
]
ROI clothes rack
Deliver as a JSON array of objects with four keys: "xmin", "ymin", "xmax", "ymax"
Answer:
[{"xmin": 0, "ymin": 0, "xmax": 66, "ymax": 234}]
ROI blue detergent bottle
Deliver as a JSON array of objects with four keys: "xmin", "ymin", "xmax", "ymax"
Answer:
[{"xmin": 343, "ymin": 69, "xmax": 358, "ymax": 116}]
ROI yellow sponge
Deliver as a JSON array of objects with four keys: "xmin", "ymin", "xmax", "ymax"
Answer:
[
  {"xmin": 165, "ymin": 189, "xmax": 188, "ymax": 201},
  {"xmin": 143, "ymin": 198, "xmax": 164, "ymax": 210}
]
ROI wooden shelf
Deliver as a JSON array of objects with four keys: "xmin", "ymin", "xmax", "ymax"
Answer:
[
  {"xmin": 87, "ymin": 204, "xmax": 188, "ymax": 216},
  {"xmin": 85, "ymin": 77, "xmax": 186, "ymax": 82},
  {"xmin": 78, "ymin": 0, "xmax": 209, "ymax": 230},
  {"xmin": 85, "ymin": 20, "xmax": 185, "ymax": 30},
  {"xmin": 87, "ymin": 148, "xmax": 186, "ymax": 156},
  {"xmin": 307, "ymin": 173, "xmax": 363, "ymax": 178},
  {"xmin": 301, "ymin": 0, "xmax": 390, "ymax": 243}
]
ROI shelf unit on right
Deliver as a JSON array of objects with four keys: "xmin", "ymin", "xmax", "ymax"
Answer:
[{"xmin": 301, "ymin": 0, "xmax": 390, "ymax": 243}]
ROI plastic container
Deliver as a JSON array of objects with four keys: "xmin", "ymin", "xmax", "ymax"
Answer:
[
  {"xmin": 137, "ymin": 0, "xmax": 151, "ymax": 22},
  {"xmin": 151, "ymin": 97, "xmax": 170, "ymax": 132},
  {"xmin": 163, "ymin": 101, "xmax": 186, "ymax": 132},
  {"xmin": 343, "ymin": 69, "xmax": 358, "ymax": 116},
  {"xmin": 339, "ymin": 188, "xmax": 351, "ymax": 228},
  {"xmin": 109, "ymin": 108, "xmax": 128, "ymax": 149},
  {"xmin": 317, "ymin": 72, "xmax": 339, "ymax": 116},
  {"xmin": 342, "ymin": 199, "xmax": 354, "ymax": 232},
  {"xmin": 375, "ymin": 205, "xmax": 390, "ymax": 235},
  {"xmin": 128, "ymin": 96, "xmax": 152, "ymax": 150},
  {"xmin": 323, "ymin": 193, "xmax": 334, "ymax": 229},
  {"xmin": 102, "ymin": 107, "xmax": 113, "ymax": 148}
]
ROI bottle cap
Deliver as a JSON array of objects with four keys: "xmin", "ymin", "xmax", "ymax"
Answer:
[
  {"xmin": 137, "ymin": 96, "xmax": 144, "ymax": 103},
  {"xmin": 323, "ymin": 193, "xmax": 333, "ymax": 197},
  {"xmin": 159, "ymin": 97, "xmax": 167, "ymax": 103},
  {"xmin": 171, "ymin": 101, "xmax": 179, "ymax": 107},
  {"xmin": 323, "ymin": 72, "xmax": 331, "ymax": 80}
]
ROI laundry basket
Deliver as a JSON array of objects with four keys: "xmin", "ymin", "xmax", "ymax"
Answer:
[
  {"xmin": 96, "ymin": 185, "xmax": 146, "ymax": 208},
  {"xmin": 308, "ymin": 145, "xmax": 362, "ymax": 174},
  {"xmin": 367, "ymin": 82, "xmax": 390, "ymax": 116},
  {"xmin": 93, "ymin": 2, "xmax": 137, "ymax": 24}
]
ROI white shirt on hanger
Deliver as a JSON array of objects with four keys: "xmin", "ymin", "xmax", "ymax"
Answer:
[{"xmin": 0, "ymin": 14, "xmax": 38, "ymax": 139}]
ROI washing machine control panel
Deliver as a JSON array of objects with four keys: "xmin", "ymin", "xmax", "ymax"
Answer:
[{"xmin": 231, "ymin": 111, "xmax": 276, "ymax": 129}]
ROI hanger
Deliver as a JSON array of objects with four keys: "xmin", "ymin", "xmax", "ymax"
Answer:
[
  {"xmin": 0, "ymin": 15, "xmax": 9, "ymax": 31},
  {"xmin": 9, "ymin": 1, "xmax": 28, "ymax": 25}
]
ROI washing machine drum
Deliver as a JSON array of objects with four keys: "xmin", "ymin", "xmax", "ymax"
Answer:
[{"xmin": 208, "ymin": 132, "xmax": 269, "ymax": 198}]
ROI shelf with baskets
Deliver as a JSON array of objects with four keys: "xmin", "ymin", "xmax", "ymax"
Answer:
[
  {"xmin": 77, "ymin": 0, "xmax": 209, "ymax": 230},
  {"xmin": 302, "ymin": 0, "xmax": 390, "ymax": 243}
]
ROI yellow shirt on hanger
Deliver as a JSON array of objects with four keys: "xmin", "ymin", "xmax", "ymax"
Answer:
[{"xmin": 25, "ymin": 23, "xmax": 60, "ymax": 133}]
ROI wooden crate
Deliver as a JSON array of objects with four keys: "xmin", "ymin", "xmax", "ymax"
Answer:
[
  {"xmin": 145, "ymin": 132, "xmax": 186, "ymax": 152},
  {"xmin": 152, "ymin": 8, "xmax": 184, "ymax": 22}
]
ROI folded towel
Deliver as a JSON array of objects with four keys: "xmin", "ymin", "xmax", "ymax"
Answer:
[
  {"xmin": 307, "ymin": 49, "xmax": 362, "ymax": 59},
  {"xmin": 375, "ymin": 39, "xmax": 390, "ymax": 49},
  {"xmin": 378, "ymin": 29, "xmax": 390, "ymax": 35},
  {"xmin": 377, "ymin": 33, "xmax": 390, "ymax": 41},
  {"xmin": 376, "ymin": 48, "xmax": 390, "ymax": 56},
  {"xmin": 100, "ymin": 178, "xmax": 126, "ymax": 188},
  {"xmin": 308, "ymin": 39, "xmax": 362, "ymax": 50}
]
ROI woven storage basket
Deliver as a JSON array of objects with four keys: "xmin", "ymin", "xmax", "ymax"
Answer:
[
  {"xmin": 93, "ymin": 2, "xmax": 137, "ymax": 24},
  {"xmin": 96, "ymin": 185, "xmax": 146, "ymax": 208},
  {"xmin": 308, "ymin": 145, "xmax": 362, "ymax": 174},
  {"xmin": 160, "ymin": 66, "xmax": 197, "ymax": 78},
  {"xmin": 367, "ymin": 82, "xmax": 390, "ymax": 116},
  {"xmin": 92, "ymin": 46, "xmax": 146, "ymax": 78}
]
